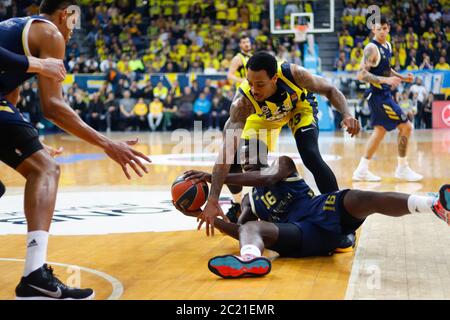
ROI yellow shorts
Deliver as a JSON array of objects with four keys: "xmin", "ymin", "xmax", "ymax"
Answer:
[{"xmin": 241, "ymin": 106, "xmax": 316, "ymax": 151}]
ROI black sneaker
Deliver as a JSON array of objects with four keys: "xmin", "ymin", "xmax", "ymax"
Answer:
[
  {"xmin": 226, "ymin": 201, "xmax": 241, "ymax": 223},
  {"xmin": 0, "ymin": 180, "xmax": 5, "ymax": 199},
  {"xmin": 15, "ymin": 264, "xmax": 95, "ymax": 300},
  {"xmin": 335, "ymin": 232, "xmax": 356, "ymax": 253}
]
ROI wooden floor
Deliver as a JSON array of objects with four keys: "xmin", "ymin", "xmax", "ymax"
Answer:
[{"xmin": 0, "ymin": 129, "xmax": 449, "ymax": 300}]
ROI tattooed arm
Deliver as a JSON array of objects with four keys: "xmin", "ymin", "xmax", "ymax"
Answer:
[
  {"xmin": 209, "ymin": 91, "xmax": 254, "ymax": 200},
  {"xmin": 198, "ymin": 91, "xmax": 255, "ymax": 236},
  {"xmin": 390, "ymin": 68, "xmax": 414, "ymax": 83},
  {"xmin": 291, "ymin": 64, "xmax": 360, "ymax": 136},
  {"xmin": 357, "ymin": 44, "xmax": 402, "ymax": 87}
]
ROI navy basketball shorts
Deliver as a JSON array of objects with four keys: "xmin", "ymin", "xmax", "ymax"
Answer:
[
  {"xmin": 0, "ymin": 98, "xmax": 43, "ymax": 168},
  {"xmin": 367, "ymin": 90, "xmax": 408, "ymax": 131},
  {"xmin": 268, "ymin": 190, "xmax": 365, "ymax": 257}
]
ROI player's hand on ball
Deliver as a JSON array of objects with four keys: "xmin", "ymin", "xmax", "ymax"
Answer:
[
  {"xmin": 172, "ymin": 201, "xmax": 202, "ymax": 218},
  {"xmin": 183, "ymin": 170, "xmax": 211, "ymax": 184}
]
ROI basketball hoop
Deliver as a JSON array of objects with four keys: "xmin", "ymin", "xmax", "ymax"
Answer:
[{"xmin": 294, "ymin": 24, "xmax": 309, "ymax": 43}]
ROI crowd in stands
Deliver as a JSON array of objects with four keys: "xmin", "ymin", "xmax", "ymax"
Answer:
[
  {"xmin": 1, "ymin": 1, "xmax": 448, "ymax": 132},
  {"xmin": 1, "ymin": 0, "xmax": 306, "ymax": 75},
  {"xmin": 336, "ymin": 0, "xmax": 450, "ymax": 72},
  {"xmin": 18, "ymin": 76, "xmax": 235, "ymax": 132}
]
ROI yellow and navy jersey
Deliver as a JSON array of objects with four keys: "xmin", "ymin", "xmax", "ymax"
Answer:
[
  {"xmin": 235, "ymin": 51, "xmax": 252, "ymax": 79},
  {"xmin": 0, "ymin": 16, "xmax": 54, "ymax": 96},
  {"xmin": 368, "ymin": 39, "xmax": 392, "ymax": 94},
  {"xmin": 238, "ymin": 61, "xmax": 318, "ymax": 123},
  {"xmin": 249, "ymin": 174, "xmax": 315, "ymax": 223}
]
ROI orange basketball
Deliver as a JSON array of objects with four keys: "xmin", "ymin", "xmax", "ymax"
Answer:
[{"xmin": 171, "ymin": 175, "xmax": 209, "ymax": 211}]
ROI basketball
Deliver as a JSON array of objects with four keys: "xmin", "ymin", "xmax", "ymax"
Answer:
[{"xmin": 171, "ymin": 175, "xmax": 209, "ymax": 212}]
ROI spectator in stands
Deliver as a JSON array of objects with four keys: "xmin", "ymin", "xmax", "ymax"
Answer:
[
  {"xmin": 409, "ymin": 78, "xmax": 428, "ymax": 129},
  {"xmin": 177, "ymin": 86, "xmax": 195, "ymax": 129},
  {"xmin": 142, "ymin": 82, "xmax": 154, "ymax": 101},
  {"xmin": 286, "ymin": 47, "xmax": 302, "ymax": 66},
  {"xmin": 148, "ymin": 96, "xmax": 164, "ymax": 132},
  {"xmin": 129, "ymin": 81, "xmax": 142, "ymax": 99},
  {"xmin": 406, "ymin": 59, "xmax": 419, "ymax": 71},
  {"xmin": 153, "ymin": 81, "xmax": 169, "ymax": 101},
  {"xmin": 429, "ymin": 7, "xmax": 442, "ymax": 23},
  {"xmin": 87, "ymin": 92, "xmax": 106, "ymax": 131},
  {"xmin": 398, "ymin": 91, "xmax": 416, "ymax": 123},
  {"xmin": 104, "ymin": 92, "xmax": 119, "ymax": 132},
  {"xmin": 423, "ymin": 93, "xmax": 434, "ymax": 129},
  {"xmin": 210, "ymin": 89, "xmax": 231, "ymax": 130},
  {"xmin": 119, "ymin": 90, "xmax": 136, "ymax": 131},
  {"xmin": 193, "ymin": 92, "xmax": 212, "ymax": 130},
  {"xmin": 345, "ymin": 58, "xmax": 360, "ymax": 72},
  {"xmin": 129, "ymin": 53, "xmax": 145, "ymax": 74},
  {"xmin": 334, "ymin": 51, "xmax": 347, "ymax": 71},
  {"xmin": 72, "ymin": 92, "xmax": 88, "ymax": 122},
  {"xmin": 18, "ymin": 81, "xmax": 38, "ymax": 127},
  {"xmin": 435, "ymin": 56, "xmax": 450, "ymax": 71},
  {"xmin": 133, "ymin": 98, "xmax": 149, "ymax": 131},
  {"xmin": 354, "ymin": 92, "xmax": 371, "ymax": 132},
  {"xmin": 162, "ymin": 94, "xmax": 178, "ymax": 131},
  {"xmin": 419, "ymin": 54, "xmax": 433, "ymax": 70}
]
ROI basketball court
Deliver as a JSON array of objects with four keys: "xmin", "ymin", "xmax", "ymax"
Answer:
[
  {"xmin": 1, "ymin": 0, "xmax": 450, "ymax": 302},
  {"xmin": 1, "ymin": 129, "xmax": 449, "ymax": 300}
]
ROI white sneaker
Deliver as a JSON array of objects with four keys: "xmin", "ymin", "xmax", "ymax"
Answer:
[
  {"xmin": 395, "ymin": 166, "xmax": 423, "ymax": 182},
  {"xmin": 352, "ymin": 169, "xmax": 382, "ymax": 182}
]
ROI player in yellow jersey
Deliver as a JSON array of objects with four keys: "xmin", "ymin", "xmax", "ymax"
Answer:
[
  {"xmin": 197, "ymin": 51, "xmax": 360, "ymax": 235},
  {"xmin": 227, "ymin": 34, "xmax": 253, "ymax": 87}
]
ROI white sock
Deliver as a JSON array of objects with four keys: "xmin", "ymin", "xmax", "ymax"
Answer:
[
  {"xmin": 407, "ymin": 195, "xmax": 434, "ymax": 214},
  {"xmin": 357, "ymin": 157, "xmax": 370, "ymax": 171},
  {"xmin": 23, "ymin": 230, "xmax": 49, "ymax": 277},
  {"xmin": 240, "ymin": 244, "xmax": 261, "ymax": 260},
  {"xmin": 398, "ymin": 157, "xmax": 408, "ymax": 167},
  {"xmin": 232, "ymin": 191, "xmax": 242, "ymax": 204}
]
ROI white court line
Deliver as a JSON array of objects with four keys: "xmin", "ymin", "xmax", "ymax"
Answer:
[{"xmin": 0, "ymin": 258, "xmax": 124, "ymax": 300}]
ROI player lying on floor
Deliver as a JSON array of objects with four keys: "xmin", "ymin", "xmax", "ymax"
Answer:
[{"xmin": 173, "ymin": 143, "xmax": 450, "ymax": 279}]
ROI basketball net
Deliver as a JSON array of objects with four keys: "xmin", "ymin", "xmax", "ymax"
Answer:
[{"xmin": 294, "ymin": 24, "xmax": 308, "ymax": 43}]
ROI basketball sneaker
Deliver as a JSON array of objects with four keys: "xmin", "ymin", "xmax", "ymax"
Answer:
[
  {"xmin": 225, "ymin": 201, "xmax": 241, "ymax": 223},
  {"xmin": 335, "ymin": 232, "xmax": 356, "ymax": 253},
  {"xmin": 431, "ymin": 184, "xmax": 450, "ymax": 225},
  {"xmin": 208, "ymin": 255, "xmax": 271, "ymax": 279},
  {"xmin": 394, "ymin": 166, "xmax": 423, "ymax": 182},
  {"xmin": 15, "ymin": 264, "xmax": 95, "ymax": 300},
  {"xmin": 0, "ymin": 180, "xmax": 5, "ymax": 199},
  {"xmin": 352, "ymin": 169, "xmax": 381, "ymax": 182}
]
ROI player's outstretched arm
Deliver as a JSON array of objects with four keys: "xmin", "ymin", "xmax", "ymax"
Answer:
[
  {"xmin": 35, "ymin": 25, "xmax": 150, "ymax": 179},
  {"xmin": 291, "ymin": 64, "xmax": 360, "ymax": 137},
  {"xmin": 199, "ymin": 91, "xmax": 254, "ymax": 236},
  {"xmin": 184, "ymin": 156, "xmax": 297, "ymax": 187}
]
